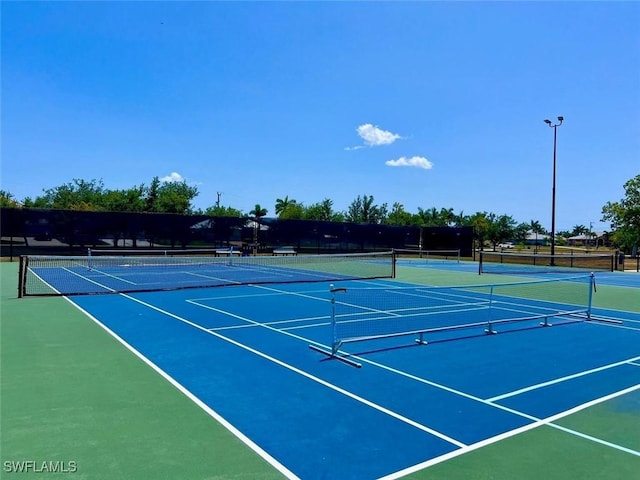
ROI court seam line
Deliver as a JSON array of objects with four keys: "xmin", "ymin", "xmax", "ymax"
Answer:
[
  {"xmin": 486, "ymin": 355, "xmax": 640, "ymax": 402},
  {"xmin": 62, "ymin": 296, "xmax": 300, "ymax": 480},
  {"xmin": 122, "ymin": 293, "xmax": 469, "ymax": 449}
]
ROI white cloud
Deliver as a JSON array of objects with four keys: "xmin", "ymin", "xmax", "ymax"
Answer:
[
  {"xmin": 385, "ymin": 156, "xmax": 434, "ymax": 170},
  {"xmin": 160, "ymin": 172, "xmax": 185, "ymax": 183},
  {"xmin": 345, "ymin": 123, "xmax": 403, "ymax": 150}
]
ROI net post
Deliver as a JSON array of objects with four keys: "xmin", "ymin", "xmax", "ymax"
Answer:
[
  {"xmin": 392, "ymin": 251, "xmax": 397, "ymax": 278},
  {"xmin": 228, "ymin": 247, "xmax": 234, "ymax": 267},
  {"xmin": 87, "ymin": 248, "xmax": 93, "ymax": 270},
  {"xmin": 485, "ymin": 285, "xmax": 497, "ymax": 334},
  {"xmin": 478, "ymin": 251, "xmax": 483, "ymax": 275},
  {"xmin": 18, "ymin": 255, "xmax": 25, "ymax": 298},
  {"xmin": 330, "ymin": 284, "xmax": 338, "ymax": 354},
  {"xmin": 307, "ymin": 284, "xmax": 361, "ymax": 367},
  {"xmin": 587, "ymin": 273, "xmax": 595, "ymax": 320}
]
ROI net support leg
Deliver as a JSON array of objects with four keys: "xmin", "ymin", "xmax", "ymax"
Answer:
[
  {"xmin": 308, "ymin": 344, "xmax": 361, "ymax": 368},
  {"xmin": 484, "ymin": 321, "xmax": 497, "ymax": 335},
  {"xmin": 415, "ymin": 332, "xmax": 428, "ymax": 345},
  {"xmin": 539, "ymin": 316, "xmax": 552, "ymax": 327}
]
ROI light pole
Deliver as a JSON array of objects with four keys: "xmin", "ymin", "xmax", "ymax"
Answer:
[{"xmin": 544, "ymin": 116, "xmax": 563, "ymax": 263}]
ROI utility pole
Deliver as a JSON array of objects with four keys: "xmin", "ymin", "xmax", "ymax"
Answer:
[{"xmin": 216, "ymin": 192, "xmax": 222, "ymax": 208}]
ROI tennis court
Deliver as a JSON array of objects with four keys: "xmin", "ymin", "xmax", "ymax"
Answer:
[{"xmin": 2, "ymin": 253, "xmax": 639, "ymax": 479}]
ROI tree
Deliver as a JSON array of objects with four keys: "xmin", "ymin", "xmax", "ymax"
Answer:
[
  {"xmin": 145, "ymin": 177, "xmax": 161, "ymax": 212},
  {"xmin": 102, "ymin": 186, "xmax": 147, "ymax": 212},
  {"xmin": 346, "ymin": 195, "xmax": 386, "ymax": 223},
  {"xmin": 486, "ymin": 213, "xmax": 517, "ymax": 250},
  {"xmin": 249, "ymin": 204, "xmax": 268, "ymax": 244},
  {"xmin": 28, "ymin": 178, "xmax": 106, "ymax": 210},
  {"xmin": 145, "ymin": 177, "xmax": 198, "ymax": 214},
  {"xmin": 385, "ymin": 202, "xmax": 414, "ymax": 226},
  {"xmin": 439, "ymin": 207, "xmax": 456, "ymax": 227},
  {"xmin": 304, "ymin": 198, "xmax": 335, "ymax": 221},
  {"xmin": 275, "ymin": 196, "xmax": 294, "ymax": 216},
  {"xmin": 204, "ymin": 205, "xmax": 244, "ymax": 217},
  {"xmin": 469, "ymin": 212, "xmax": 490, "ymax": 250},
  {"xmin": 602, "ymin": 174, "xmax": 640, "ymax": 253},
  {"xmin": 529, "ymin": 219, "xmax": 545, "ymax": 251},
  {"xmin": 416, "ymin": 207, "xmax": 439, "ymax": 226},
  {"xmin": 571, "ymin": 224, "xmax": 588, "ymax": 237},
  {"xmin": 275, "ymin": 196, "xmax": 304, "ymax": 219},
  {"xmin": 0, "ymin": 190, "xmax": 21, "ymax": 208},
  {"xmin": 513, "ymin": 222, "xmax": 530, "ymax": 246}
]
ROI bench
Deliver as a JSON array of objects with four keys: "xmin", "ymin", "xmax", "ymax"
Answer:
[
  {"xmin": 273, "ymin": 246, "xmax": 297, "ymax": 256},
  {"xmin": 214, "ymin": 248, "xmax": 242, "ymax": 257}
]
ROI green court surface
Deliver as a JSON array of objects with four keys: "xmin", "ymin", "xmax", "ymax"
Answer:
[{"xmin": 1, "ymin": 260, "xmax": 639, "ymax": 479}]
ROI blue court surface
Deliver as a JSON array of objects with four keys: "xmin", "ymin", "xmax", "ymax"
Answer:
[{"xmin": 62, "ymin": 272, "xmax": 640, "ymax": 479}]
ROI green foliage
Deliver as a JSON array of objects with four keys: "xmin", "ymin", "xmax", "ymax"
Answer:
[
  {"xmin": 31, "ymin": 179, "xmax": 107, "ymax": 210},
  {"xmin": 513, "ymin": 222, "xmax": 531, "ymax": 244},
  {"xmin": 203, "ymin": 205, "xmax": 244, "ymax": 217},
  {"xmin": 486, "ymin": 213, "xmax": 518, "ymax": 248},
  {"xmin": 5, "ymin": 175, "xmax": 638, "ymax": 248},
  {"xmin": 15, "ymin": 177, "xmax": 198, "ymax": 215},
  {"xmin": 0, "ymin": 190, "xmax": 21, "ymax": 208},
  {"xmin": 275, "ymin": 196, "xmax": 305, "ymax": 219},
  {"xmin": 602, "ymin": 174, "xmax": 640, "ymax": 252},
  {"xmin": 145, "ymin": 177, "xmax": 199, "ymax": 214},
  {"xmin": 384, "ymin": 202, "xmax": 418, "ymax": 226},
  {"xmin": 249, "ymin": 204, "xmax": 268, "ymax": 219},
  {"xmin": 345, "ymin": 195, "xmax": 388, "ymax": 224},
  {"xmin": 303, "ymin": 199, "xmax": 333, "ymax": 221}
]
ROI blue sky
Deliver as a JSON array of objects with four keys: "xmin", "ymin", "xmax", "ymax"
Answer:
[{"xmin": 2, "ymin": 1, "xmax": 638, "ymax": 231}]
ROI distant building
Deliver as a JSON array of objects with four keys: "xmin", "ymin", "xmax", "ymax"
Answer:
[
  {"xmin": 524, "ymin": 232, "xmax": 550, "ymax": 245},
  {"xmin": 566, "ymin": 231, "xmax": 607, "ymax": 247}
]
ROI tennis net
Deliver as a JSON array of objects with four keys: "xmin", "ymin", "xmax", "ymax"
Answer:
[
  {"xmin": 478, "ymin": 251, "xmax": 615, "ymax": 275},
  {"xmin": 393, "ymin": 248, "xmax": 460, "ymax": 263},
  {"xmin": 18, "ymin": 251, "xmax": 395, "ymax": 297},
  {"xmin": 310, "ymin": 274, "xmax": 595, "ymax": 367}
]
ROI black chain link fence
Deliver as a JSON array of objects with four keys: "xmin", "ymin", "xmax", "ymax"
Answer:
[{"xmin": 1, "ymin": 207, "xmax": 473, "ymax": 260}]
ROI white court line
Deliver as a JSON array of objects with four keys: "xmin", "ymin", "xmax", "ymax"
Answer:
[
  {"xmin": 188, "ymin": 287, "xmax": 640, "ymax": 460},
  {"xmin": 63, "ymin": 267, "xmax": 119, "ymax": 291},
  {"xmin": 487, "ymin": 355, "xmax": 640, "ymax": 402},
  {"xmin": 380, "ymin": 383, "xmax": 640, "ymax": 480},
  {"xmin": 62, "ymin": 296, "xmax": 299, "ymax": 480},
  {"xmin": 67, "ymin": 286, "xmax": 640, "ymax": 478},
  {"xmin": 79, "ymin": 266, "xmax": 137, "ymax": 285},
  {"xmin": 124, "ymin": 294, "xmax": 467, "ymax": 449},
  {"xmin": 190, "ymin": 283, "xmax": 640, "ymax": 471}
]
